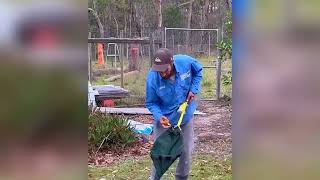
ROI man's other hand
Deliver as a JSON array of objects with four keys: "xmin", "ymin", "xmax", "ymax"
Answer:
[
  {"xmin": 160, "ymin": 116, "xmax": 171, "ymax": 128},
  {"xmin": 186, "ymin": 91, "xmax": 195, "ymax": 103}
]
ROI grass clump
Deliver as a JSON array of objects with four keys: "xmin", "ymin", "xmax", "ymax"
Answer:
[{"xmin": 88, "ymin": 107, "xmax": 136, "ymax": 151}]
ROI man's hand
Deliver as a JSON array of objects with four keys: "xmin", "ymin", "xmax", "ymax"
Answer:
[
  {"xmin": 186, "ymin": 91, "xmax": 195, "ymax": 103},
  {"xmin": 160, "ymin": 116, "xmax": 171, "ymax": 128}
]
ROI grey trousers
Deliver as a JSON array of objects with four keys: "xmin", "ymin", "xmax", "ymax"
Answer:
[{"xmin": 150, "ymin": 118, "xmax": 194, "ymax": 180}]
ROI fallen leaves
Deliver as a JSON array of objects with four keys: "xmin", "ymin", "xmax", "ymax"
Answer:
[{"xmin": 88, "ymin": 139, "xmax": 153, "ymax": 167}]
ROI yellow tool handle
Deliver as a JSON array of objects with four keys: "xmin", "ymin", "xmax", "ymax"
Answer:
[{"xmin": 176, "ymin": 101, "xmax": 188, "ymax": 128}]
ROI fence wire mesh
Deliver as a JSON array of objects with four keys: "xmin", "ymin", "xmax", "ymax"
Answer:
[
  {"xmin": 165, "ymin": 28, "xmax": 218, "ymax": 57},
  {"xmin": 164, "ymin": 28, "xmax": 231, "ymax": 100},
  {"xmin": 88, "ymin": 29, "xmax": 231, "ymax": 107},
  {"xmin": 88, "ymin": 37, "xmax": 159, "ymax": 107}
]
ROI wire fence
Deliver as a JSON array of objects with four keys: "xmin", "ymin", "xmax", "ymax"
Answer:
[
  {"xmin": 88, "ymin": 36, "xmax": 161, "ymax": 107},
  {"xmin": 165, "ymin": 28, "xmax": 219, "ymax": 57},
  {"xmin": 88, "ymin": 28, "xmax": 231, "ymax": 107},
  {"xmin": 164, "ymin": 28, "xmax": 231, "ymax": 100}
]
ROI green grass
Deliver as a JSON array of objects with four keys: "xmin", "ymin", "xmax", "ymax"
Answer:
[
  {"xmin": 92, "ymin": 57, "xmax": 149, "ymax": 97},
  {"xmin": 92, "ymin": 56, "xmax": 232, "ymax": 100},
  {"xmin": 196, "ymin": 56, "xmax": 232, "ymax": 99},
  {"xmin": 88, "ymin": 154, "xmax": 231, "ymax": 180}
]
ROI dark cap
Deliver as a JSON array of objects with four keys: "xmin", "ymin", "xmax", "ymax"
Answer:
[{"xmin": 152, "ymin": 48, "xmax": 173, "ymax": 72}]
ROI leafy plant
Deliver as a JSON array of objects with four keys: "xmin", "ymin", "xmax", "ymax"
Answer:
[
  {"xmin": 222, "ymin": 71, "xmax": 232, "ymax": 86},
  {"xmin": 217, "ymin": 13, "xmax": 232, "ymax": 61},
  {"xmin": 163, "ymin": 6, "xmax": 184, "ymax": 28},
  {"xmin": 88, "ymin": 107, "xmax": 136, "ymax": 151},
  {"xmin": 217, "ymin": 13, "xmax": 232, "ymax": 91},
  {"xmin": 217, "ymin": 38, "xmax": 232, "ymax": 61}
]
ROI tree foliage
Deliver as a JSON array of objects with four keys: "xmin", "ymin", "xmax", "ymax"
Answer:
[
  {"xmin": 217, "ymin": 12, "xmax": 232, "ymax": 87},
  {"xmin": 163, "ymin": 6, "xmax": 184, "ymax": 28},
  {"xmin": 217, "ymin": 12, "xmax": 232, "ymax": 61},
  {"xmin": 88, "ymin": 0, "xmax": 231, "ymax": 38}
]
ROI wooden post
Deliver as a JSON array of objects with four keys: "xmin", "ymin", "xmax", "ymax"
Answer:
[
  {"xmin": 149, "ymin": 33, "xmax": 154, "ymax": 68},
  {"xmin": 120, "ymin": 31, "xmax": 124, "ymax": 88},
  {"xmin": 216, "ymin": 29, "xmax": 222, "ymax": 100},
  {"xmin": 121, "ymin": 56, "xmax": 124, "ymax": 88},
  {"xmin": 161, "ymin": 29, "xmax": 164, "ymax": 48},
  {"xmin": 126, "ymin": 43, "xmax": 129, "ymax": 60},
  {"xmin": 172, "ymin": 33, "xmax": 174, "ymax": 54}
]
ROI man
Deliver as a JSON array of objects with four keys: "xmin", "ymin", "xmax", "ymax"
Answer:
[{"xmin": 146, "ymin": 48, "xmax": 203, "ymax": 180}]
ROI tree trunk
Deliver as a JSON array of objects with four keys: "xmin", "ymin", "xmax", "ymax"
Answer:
[
  {"xmin": 204, "ymin": 0, "xmax": 210, "ymax": 28},
  {"xmin": 88, "ymin": 0, "xmax": 104, "ymax": 38},
  {"xmin": 124, "ymin": 15, "xmax": 127, "ymax": 37},
  {"xmin": 186, "ymin": 0, "xmax": 194, "ymax": 53},
  {"xmin": 133, "ymin": 3, "xmax": 142, "ymax": 37},
  {"xmin": 113, "ymin": 16, "xmax": 119, "ymax": 37},
  {"xmin": 129, "ymin": 0, "xmax": 133, "ymax": 37},
  {"xmin": 226, "ymin": 0, "xmax": 232, "ymax": 11},
  {"xmin": 155, "ymin": 0, "xmax": 162, "ymax": 28},
  {"xmin": 88, "ymin": 8, "xmax": 104, "ymax": 38},
  {"xmin": 203, "ymin": 0, "xmax": 210, "ymax": 54}
]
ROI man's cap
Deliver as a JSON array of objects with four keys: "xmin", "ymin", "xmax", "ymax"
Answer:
[{"xmin": 152, "ymin": 48, "xmax": 173, "ymax": 72}]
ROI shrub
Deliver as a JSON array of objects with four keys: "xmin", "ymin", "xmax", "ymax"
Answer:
[
  {"xmin": 88, "ymin": 107, "xmax": 136, "ymax": 151},
  {"xmin": 222, "ymin": 71, "xmax": 232, "ymax": 86}
]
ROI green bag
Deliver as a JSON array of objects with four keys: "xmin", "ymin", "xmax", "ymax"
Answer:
[
  {"xmin": 150, "ymin": 102, "xmax": 188, "ymax": 180},
  {"xmin": 150, "ymin": 127, "xmax": 184, "ymax": 179}
]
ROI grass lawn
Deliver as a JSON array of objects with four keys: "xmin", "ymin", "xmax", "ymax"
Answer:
[
  {"xmin": 88, "ymin": 154, "xmax": 231, "ymax": 180},
  {"xmin": 92, "ymin": 55, "xmax": 232, "ymax": 100}
]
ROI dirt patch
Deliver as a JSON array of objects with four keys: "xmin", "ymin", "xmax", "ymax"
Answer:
[
  {"xmin": 195, "ymin": 99, "xmax": 232, "ymax": 159},
  {"xmin": 88, "ymin": 98, "xmax": 232, "ymax": 166},
  {"xmin": 126, "ymin": 115, "xmax": 153, "ymax": 124}
]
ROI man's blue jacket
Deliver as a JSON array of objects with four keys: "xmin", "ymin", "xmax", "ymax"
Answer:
[{"xmin": 145, "ymin": 54, "xmax": 203, "ymax": 125}]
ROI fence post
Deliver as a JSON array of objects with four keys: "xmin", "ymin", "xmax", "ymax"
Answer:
[
  {"xmin": 149, "ymin": 33, "xmax": 154, "ymax": 68},
  {"xmin": 208, "ymin": 33, "xmax": 211, "ymax": 57},
  {"xmin": 120, "ymin": 31, "xmax": 124, "ymax": 88},
  {"xmin": 164, "ymin": 27, "xmax": 167, "ymax": 48},
  {"xmin": 172, "ymin": 33, "xmax": 174, "ymax": 54},
  {"xmin": 88, "ymin": 32, "xmax": 92, "ymax": 83},
  {"xmin": 216, "ymin": 29, "xmax": 222, "ymax": 100},
  {"xmin": 161, "ymin": 29, "xmax": 164, "ymax": 48}
]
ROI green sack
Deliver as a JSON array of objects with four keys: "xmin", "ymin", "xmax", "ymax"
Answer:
[{"xmin": 150, "ymin": 127, "xmax": 184, "ymax": 180}]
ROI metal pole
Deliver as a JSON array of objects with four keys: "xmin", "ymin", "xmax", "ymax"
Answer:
[
  {"xmin": 114, "ymin": 44, "xmax": 117, "ymax": 69},
  {"xmin": 120, "ymin": 30, "xmax": 123, "ymax": 58},
  {"xmin": 126, "ymin": 43, "xmax": 129, "ymax": 60},
  {"xmin": 120, "ymin": 32, "xmax": 124, "ymax": 88},
  {"xmin": 222, "ymin": 24, "xmax": 224, "ymax": 40},
  {"xmin": 161, "ymin": 29, "xmax": 164, "ymax": 48},
  {"xmin": 216, "ymin": 29, "xmax": 222, "ymax": 100},
  {"xmin": 164, "ymin": 27, "xmax": 167, "ymax": 48},
  {"xmin": 164, "ymin": 27, "xmax": 219, "ymax": 31},
  {"xmin": 208, "ymin": 33, "xmax": 211, "ymax": 57},
  {"xmin": 88, "ymin": 32, "xmax": 92, "ymax": 83},
  {"xmin": 121, "ymin": 53, "xmax": 124, "ymax": 88}
]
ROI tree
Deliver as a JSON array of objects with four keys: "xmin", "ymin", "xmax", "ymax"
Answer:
[
  {"xmin": 87, "ymin": 0, "xmax": 231, "ymax": 40},
  {"xmin": 186, "ymin": 0, "xmax": 194, "ymax": 51},
  {"xmin": 154, "ymin": 0, "xmax": 163, "ymax": 28},
  {"xmin": 217, "ymin": 12, "xmax": 232, "ymax": 86},
  {"xmin": 217, "ymin": 12, "xmax": 232, "ymax": 60},
  {"xmin": 88, "ymin": 0, "xmax": 104, "ymax": 37},
  {"xmin": 163, "ymin": 6, "xmax": 184, "ymax": 28},
  {"xmin": 226, "ymin": 0, "xmax": 232, "ymax": 10}
]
